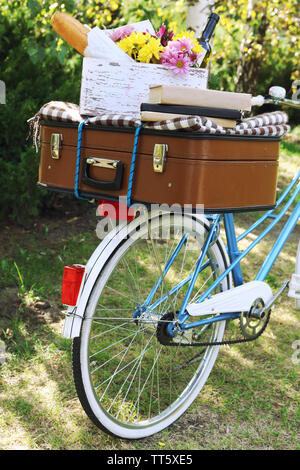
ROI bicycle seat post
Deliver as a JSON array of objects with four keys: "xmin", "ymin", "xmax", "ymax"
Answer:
[{"xmin": 223, "ymin": 213, "xmax": 243, "ymax": 287}]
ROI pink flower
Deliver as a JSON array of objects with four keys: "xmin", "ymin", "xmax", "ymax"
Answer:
[
  {"xmin": 157, "ymin": 24, "xmax": 166, "ymax": 38},
  {"xmin": 160, "ymin": 48, "xmax": 192, "ymax": 75},
  {"xmin": 110, "ymin": 25, "xmax": 135, "ymax": 42},
  {"xmin": 189, "ymin": 51, "xmax": 199, "ymax": 65},
  {"xmin": 173, "ymin": 37, "xmax": 194, "ymax": 54},
  {"xmin": 156, "ymin": 23, "xmax": 174, "ymax": 46}
]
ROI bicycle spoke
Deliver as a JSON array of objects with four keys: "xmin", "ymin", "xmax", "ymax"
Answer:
[
  {"xmin": 89, "ymin": 326, "xmax": 147, "ymax": 359},
  {"xmin": 98, "ymin": 330, "xmax": 153, "ymax": 399},
  {"xmin": 105, "ymin": 285, "xmax": 138, "ymax": 304},
  {"xmin": 90, "ymin": 320, "xmax": 135, "ymax": 339},
  {"xmin": 126, "ymin": 345, "xmax": 163, "ymax": 423},
  {"xmin": 77, "ymin": 213, "xmax": 228, "ymax": 438},
  {"xmin": 121, "ymin": 256, "xmax": 142, "ymax": 307},
  {"xmin": 115, "ymin": 333, "xmax": 155, "ymax": 420}
]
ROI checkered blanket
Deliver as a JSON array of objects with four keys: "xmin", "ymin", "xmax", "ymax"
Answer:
[{"xmin": 28, "ymin": 101, "xmax": 290, "ymax": 150}]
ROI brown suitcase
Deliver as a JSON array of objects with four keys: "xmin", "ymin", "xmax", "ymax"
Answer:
[{"xmin": 38, "ymin": 120, "xmax": 280, "ymax": 212}]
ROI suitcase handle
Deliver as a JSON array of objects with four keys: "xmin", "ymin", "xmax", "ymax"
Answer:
[{"xmin": 82, "ymin": 157, "xmax": 124, "ymax": 191}]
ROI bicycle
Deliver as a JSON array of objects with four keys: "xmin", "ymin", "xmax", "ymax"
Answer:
[{"xmin": 63, "ymin": 87, "xmax": 300, "ymax": 439}]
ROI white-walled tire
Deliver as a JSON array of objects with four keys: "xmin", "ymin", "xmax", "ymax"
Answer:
[{"xmin": 72, "ymin": 212, "xmax": 230, "ymax": 439}]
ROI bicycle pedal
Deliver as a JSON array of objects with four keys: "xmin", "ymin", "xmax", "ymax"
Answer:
[{"xmin": 258, "ymin": 279, "xmax": 289, "ymax": 315}]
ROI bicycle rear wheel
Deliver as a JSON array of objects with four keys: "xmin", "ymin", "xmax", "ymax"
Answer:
[{"xmin": 73, "ymin": 212, "xmax": 230, "ymax": 439}]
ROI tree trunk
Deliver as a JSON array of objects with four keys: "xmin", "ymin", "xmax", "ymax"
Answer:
[
  {"xmin": 186, "ymin": 0, "xmax": 213, "ymax": 37},
  {"xmin": 235, "ymin": 0, "xmax": 269, "ymax": 95}
]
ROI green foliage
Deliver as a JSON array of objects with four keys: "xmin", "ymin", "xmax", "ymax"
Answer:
[
  {"xmin": 0, "ymin": 147, "xmax": 45, "ymax": 224},
  {"xmin": 0, "ymin": 0, "xmax": 298, "ymax": 224},
  {"xmin": 119, "ymin": 0, "xmax": 186, "ymax": 32},
  {"xmin": 213, "ymin": 0, "xmax": 300, "ymax": 99},
  {"xmin": 0, "ymin": 0, "xmax": 122, "ymax": 224}
]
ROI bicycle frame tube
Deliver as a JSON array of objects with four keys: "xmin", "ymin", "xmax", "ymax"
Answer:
[
  {"xmin": 140, "ymin": 174, "xmax": 299, "ymax": 333},
  {"xmin": 138, "ymin": 215, "xmax": 220, "ymax": 315},
  {"xmin": 236, "ymin": 171, "xmax": 300, "ymax": 243},
  {"xmin": 177, "ymin": 214, "xmax": 221, "ymax": 319},
  {"xmin": 178, "ymin": 176, "xmax": 300, "ymax": 331},
  {"xmin": 256, "ymin": 199, "xmax": 300, "ymax": 281},
  {"xmin": 223, "ymin": 213, "xmax": 243, "ymax": 286},
  {"xmin": 143, "ymin": 232, "xmax": 188, "ymax": 308},
  {"xmin": 192, "ymin": 177, "xmax": 299, "ymax": 305},
  {"xmin": 147, "ymin": 261, "xmax": 210, "ymax": 312}
]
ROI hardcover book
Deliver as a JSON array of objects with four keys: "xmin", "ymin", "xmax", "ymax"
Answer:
[
  {"xmin": 149, "ymin": 86, "xmax": 252, "ymax": 111},
  {"xmin": 141, "ymin": 103, "xmax": 242, "ymax": 119}
]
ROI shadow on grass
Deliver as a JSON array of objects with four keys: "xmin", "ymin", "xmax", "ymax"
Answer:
[
  {"xmin": 0, "ymin": 312, "xmax": 118, "ymax": 449},
  {"xmin": 0, "ymin": 159, "xmax": 299, "ymax": 449}
]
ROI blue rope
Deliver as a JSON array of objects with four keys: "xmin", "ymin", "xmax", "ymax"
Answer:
[
  {"xmin": 75, "ymin": 120, "xmax": 142, "ymax": 206},
  {"xmin": 127, "ymin": 124, "xmax": 143, "ymax": 207},
  {"xmin": 75, "ymin": 119, "xmax": 89, "ymax": 200}
]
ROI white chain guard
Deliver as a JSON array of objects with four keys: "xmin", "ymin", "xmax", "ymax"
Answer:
[{"xmin": 186, "ymin": 281, "xmax": 273, "ymax": 316}]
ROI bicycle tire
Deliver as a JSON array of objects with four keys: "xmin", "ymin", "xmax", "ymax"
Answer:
[{"xmin": 72, "ymin": 212, "xmax": 230, "ymax": 439}]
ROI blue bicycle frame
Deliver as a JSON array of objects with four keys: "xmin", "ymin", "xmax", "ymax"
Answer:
[{"xmin": 138, "ymin": 170, "xmax": 300, "ymax": 335}]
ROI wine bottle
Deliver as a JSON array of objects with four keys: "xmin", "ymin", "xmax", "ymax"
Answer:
[{"xmin": 197, "ymin": 13, "xmax": 219, "ymax": 68}]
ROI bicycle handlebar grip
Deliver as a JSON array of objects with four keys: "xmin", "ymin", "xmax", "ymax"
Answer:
[{"xmin": 269, "ymin": 86, "xmax": 286, "ymax": 99}]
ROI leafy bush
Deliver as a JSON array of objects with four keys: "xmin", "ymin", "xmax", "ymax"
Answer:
[
  {"xmin": 0, "ymin": 0, "xmax": 298, "ymax": 224},
  {"xmin": 0, "ymin": 0, "xmax": 121, "ymax": 224},
  {"xmin": 0, "ymin": 148, "xmax": 45, "ymax": 223}
]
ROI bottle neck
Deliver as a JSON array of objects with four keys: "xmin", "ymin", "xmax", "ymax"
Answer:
[{"xmin": 201, "ymin": 14, "xmax": 219, "ymax": 41}]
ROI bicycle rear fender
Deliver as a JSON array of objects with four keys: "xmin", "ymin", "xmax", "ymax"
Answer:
[{"xmin": 62, "ymin": 221, "xmax": 130, "ymax": 339}]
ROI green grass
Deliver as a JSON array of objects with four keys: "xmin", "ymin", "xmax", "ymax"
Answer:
[{"xmin": 0, "ymin": 136, "xmax": 299, "ymax": 450}]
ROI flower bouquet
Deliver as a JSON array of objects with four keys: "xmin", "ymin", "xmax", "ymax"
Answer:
[
  {"xmin": 79, "ymin": 20, "xmax": 208, "ymax": 118},
  {"xmin": 110, "ymin": 24, "xmax": 205, "ymax": 76}
]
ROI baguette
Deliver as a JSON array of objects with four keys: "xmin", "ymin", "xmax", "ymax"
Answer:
[{"xmin": 51, "ymin": 12, "xmax": 89, "ymax": 55}]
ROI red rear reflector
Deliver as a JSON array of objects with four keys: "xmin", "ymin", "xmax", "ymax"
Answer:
[
  {"xmin": 61, "ymin": 265, "xmax": 85, "ymax": 306},
  {"xmin": 98, "ymin": 199, "xmax": 135, "ymax": 221}
]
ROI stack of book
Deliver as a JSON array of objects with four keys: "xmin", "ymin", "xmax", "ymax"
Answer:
[{"xmin": 141, "ymin": 86, "xmax": 252, "ymax": 129}]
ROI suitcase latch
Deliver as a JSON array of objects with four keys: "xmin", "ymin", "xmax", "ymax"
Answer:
[
  {"xmin": 51, "ymin": 133, "xmax": 63, "ymax": 160},
  {"xmin": 153, "ymin": 144, "xmax": 168, "ymax": 173},
  {"xmin": 86, "ymin": 157, "xmax": 119, "ymax": 169}
]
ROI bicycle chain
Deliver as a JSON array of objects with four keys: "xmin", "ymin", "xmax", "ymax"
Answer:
[{"xmin": 156, "ymin": 310, "xmax": 271, "ymax": 347}]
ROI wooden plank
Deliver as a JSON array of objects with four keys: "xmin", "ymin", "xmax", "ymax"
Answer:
[{"xmin": 80, "ymin": 58, "xmax": 208, "ymax": 119}]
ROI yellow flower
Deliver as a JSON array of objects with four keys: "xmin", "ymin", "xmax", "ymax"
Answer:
[
  {"xmin": 174, "ymin": 30, "xmax": 196, "ymax": 41},
  {"xmin": 137, "ymin": 44, "xmax": 152, "ymax": 63},
  {"xmin": 192, "ymin": 43, "xmax": 203, "ymax": 54},
  {"xmin": 148, "ymin": 37, "xmax": 164, "ymax": 61},
  {"xmin": 117, "ymin": 31, "xmax": 163, "ymax": 63},
  {"xmin": 110, "ymin": 1, "xmax": 118, "ymax": 11},
  {"xmin": 137, "ymin": 37, "xmax": 164, "ymax": 63},
  {"xmin": 169, "ymin": 21, "xmax": 178, "ymax": 33},
  {"xmin": 117, "ymin": 36, "xmax": 135, "ymax": 56},
  {"xmin": 132, "ymin": 31, "xmax": 150, "ymax": 46}
]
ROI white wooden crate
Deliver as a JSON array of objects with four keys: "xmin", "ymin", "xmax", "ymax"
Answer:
[{"xmin": 79, "ymin": 58, "xmax": 208, "ymax": 119}]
